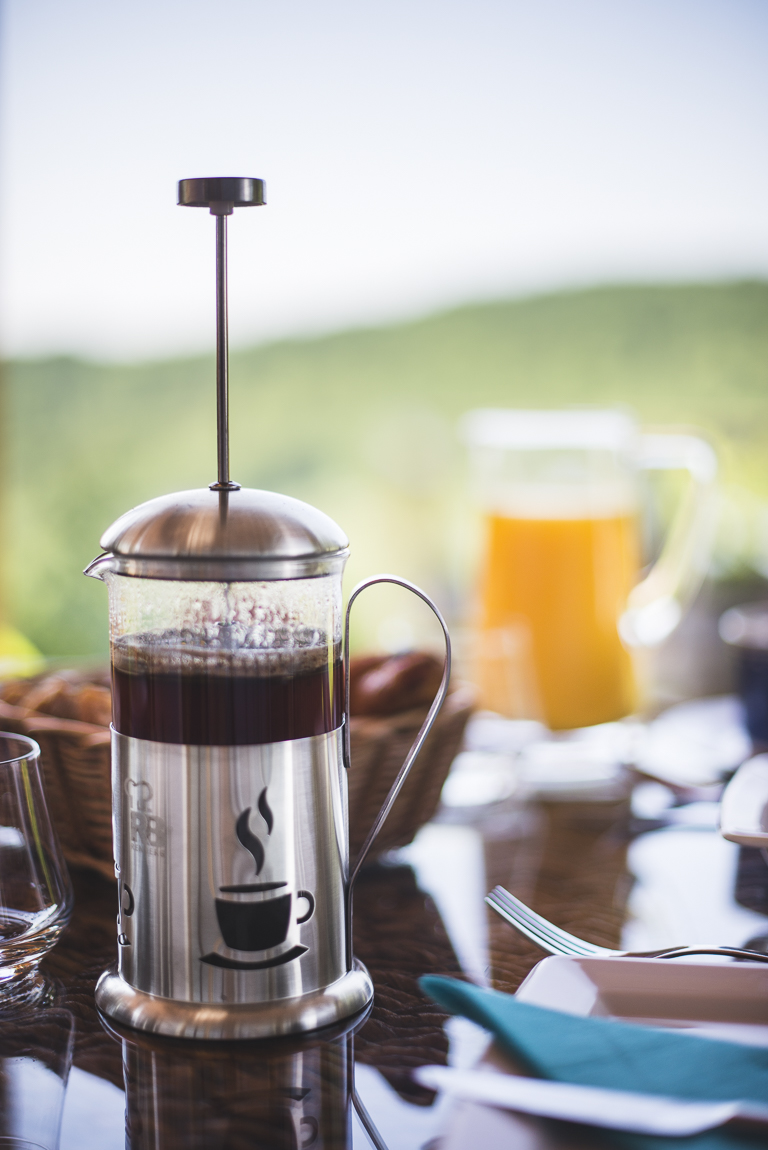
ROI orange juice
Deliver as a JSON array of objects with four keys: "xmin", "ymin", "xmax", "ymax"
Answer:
[{"xmin": 477, "ymin": 512, "xmax": 640, "ymax": 730}]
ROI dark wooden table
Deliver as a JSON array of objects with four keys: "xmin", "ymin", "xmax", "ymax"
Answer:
[{"xmin": 0, "ymin": 783, "xmax": 759, "ymax": 1149}]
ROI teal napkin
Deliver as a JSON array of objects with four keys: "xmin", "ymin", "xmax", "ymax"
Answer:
[{"xmin": 420, "ymin": 975, "xmax": 768, "ymax": 1150}]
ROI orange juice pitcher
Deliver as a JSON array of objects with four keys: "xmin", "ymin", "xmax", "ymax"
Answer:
[{"xmin": 463, "ymin": 410, "xmax": 716, "ymax": 730}]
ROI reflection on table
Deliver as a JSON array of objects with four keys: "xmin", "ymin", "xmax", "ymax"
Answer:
[{"xmin": 1, "ymin": 702, "xmax": 766, "ymax": 1150}]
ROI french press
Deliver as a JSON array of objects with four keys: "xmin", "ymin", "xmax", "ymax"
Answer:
[{"xmin": 86, "ymin": 178, "xmax": 450, "ymax": 1040}]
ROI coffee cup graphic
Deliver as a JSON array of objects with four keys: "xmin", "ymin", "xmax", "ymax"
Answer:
[
  {"xmin": 201, "ymin": 792, "xmax": 315, "ymax": 971},
  {"xmin": 214, "ymin": 884, "xmax": 315, "ymax": 952},
  {"xmin": 203, "ymin": 884, "xmax": 315, "ymax": 970}
]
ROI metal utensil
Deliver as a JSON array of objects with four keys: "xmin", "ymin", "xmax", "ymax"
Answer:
[
  {"xmin": 414, "ymin": 1066, "xmax": 768, "ymax": 1137},
  {"xmin": 486, "ymin": 885, "xmax": 768, "ymax": 963}
]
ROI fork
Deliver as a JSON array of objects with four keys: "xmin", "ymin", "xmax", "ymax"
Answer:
[{"xmin": 486, "ymin": 885, "xmax": 768, "ymax": 963}]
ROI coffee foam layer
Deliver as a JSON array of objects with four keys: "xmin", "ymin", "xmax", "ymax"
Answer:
[{"xmin": 112, "ymin": 632, "xmax": 336, "ymax": 678}]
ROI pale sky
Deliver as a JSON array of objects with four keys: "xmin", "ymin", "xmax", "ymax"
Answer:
[{"xmin": 1, "ymin": 0, "xmax": 766, "ymax": 360}]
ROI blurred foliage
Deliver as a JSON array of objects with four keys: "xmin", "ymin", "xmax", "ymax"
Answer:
[{"xmin": 3, "ymin": 280, "xmax": 768, "ymax": 656}]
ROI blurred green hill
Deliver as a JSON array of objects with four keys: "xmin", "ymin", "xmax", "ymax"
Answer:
[{"xmin": 5, "ymin": 279, "xmax": 768, "ymax": 656}]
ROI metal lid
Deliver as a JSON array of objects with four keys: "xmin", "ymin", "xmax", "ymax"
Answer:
[{"xmin": 87, "ymin": 488, "xmax": 349, "ymax": 581}]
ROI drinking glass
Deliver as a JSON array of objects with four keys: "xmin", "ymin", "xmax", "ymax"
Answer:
[
  {"xmin": 0, "ymin": 734, "xmax": 73, "ymax": 992},
  {"xmin": 0, "ymin": 1006, "xmax": 74, "ymax": 1149},
  {"xmin": 463, "ymin": 409, "xmax": 717, "ymax": 730}
]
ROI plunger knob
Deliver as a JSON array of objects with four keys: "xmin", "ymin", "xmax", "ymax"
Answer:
[{"xmin": 178, "ymin": 177, "xmax": 266, "ymax": 215}]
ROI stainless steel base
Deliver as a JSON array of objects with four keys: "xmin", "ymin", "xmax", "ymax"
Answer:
[
  {"xmin": 112, "ymin": 729, "xmax": 349, "ymax": 1005},
  {"xmin": 95, "ymin": 961, "xmax": 374, "ymax": 1041}
]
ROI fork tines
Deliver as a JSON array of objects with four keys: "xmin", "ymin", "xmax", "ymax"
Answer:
[{"xmin": 485, "ymin": 885, "xmax": 612, "ymax": 957}]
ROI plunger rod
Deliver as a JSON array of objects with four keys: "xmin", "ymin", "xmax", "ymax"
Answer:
[
  {"xmin": 215, "ymin": 212, "xmax": 230, "ymax": 488},
  {"xmin": 177, "ymin": 177, "xmax": 266, "ymax": 491}
]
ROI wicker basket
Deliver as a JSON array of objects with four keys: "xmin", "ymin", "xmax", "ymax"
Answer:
[{"xmin": 0, "ymin": 680, "xmax": 474, "ymax": 881}]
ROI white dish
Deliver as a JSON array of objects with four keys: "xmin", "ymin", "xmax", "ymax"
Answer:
[
  {"xmin": 719, "ymin": 754, "xmax": 768, "ymax": 848},
  {"xmin": 515, "ymin": 955, "xmax": 768, "ymax": 1047}
]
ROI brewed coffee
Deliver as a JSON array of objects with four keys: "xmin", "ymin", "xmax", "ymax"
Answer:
[{"xmin": 111, "ymin": 633, "xmax": 342, "ymax": 745}]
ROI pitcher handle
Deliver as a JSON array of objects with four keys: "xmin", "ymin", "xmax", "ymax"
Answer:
[
  {"xmin": 620, "ymin": 433, "xmax": 718, "ymax": 648},
  {"xmin": 343, "ymin": 575, "xmax": 451, "ymax": 971}
]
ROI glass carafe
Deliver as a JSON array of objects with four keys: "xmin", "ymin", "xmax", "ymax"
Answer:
[
  {"xmin": 86, "ymin": 487, "xmax": 449, "ymax": 1041},
  {"xmin": 107, "ymin": 573, "xmax": 342, "ymax": 747}
]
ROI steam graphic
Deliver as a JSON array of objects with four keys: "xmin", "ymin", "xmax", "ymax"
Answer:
[
  {"xmin": 236, "ymin": 809, "xmax": 265, "ymax": 875},
  {"xmin": 235, "ymin": 788, "xmax": 274, "ymax": 875},
  {"xmin": 258, "ymin": 787, "xmax": 274, "ymax": 835}
]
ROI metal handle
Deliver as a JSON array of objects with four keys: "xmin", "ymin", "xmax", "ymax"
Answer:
[
  {"xmin": 343, "ymin": 575, "xmax": 451, "ymax": 970},
  {"xmin": 352, "ymin": 1085, "xmax": 389, "ymax": 1150}
]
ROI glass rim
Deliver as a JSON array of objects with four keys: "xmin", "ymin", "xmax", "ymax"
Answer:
[
  {"xmin": 461, "ymin": 408, "xmax": 637, "ymax": 452},
  {"xmin": 0, "ymin": 732, "xmax": 40, "ymax": 766}
]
